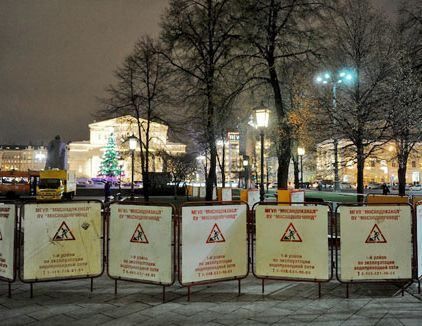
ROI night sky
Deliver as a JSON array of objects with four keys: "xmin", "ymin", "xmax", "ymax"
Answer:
[{"xmin": 0, "ymin": 0, "xmax": 397, "ymax": 145}]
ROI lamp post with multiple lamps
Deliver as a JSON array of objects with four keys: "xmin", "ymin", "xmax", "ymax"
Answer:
[
  {"xmin": 315, "ymin": 69, "xmax": 355, "ymax": 192},
  {"xmin": 128, "ymin": 135, "xmax": 138, "ymax": 199},
  {"xmin": 297, "ymin": 147, "xmax": 305, "ymax": 187},
  {"xmin": 254, "ymin": 106, "xmax": 270, "ymax": 202}
]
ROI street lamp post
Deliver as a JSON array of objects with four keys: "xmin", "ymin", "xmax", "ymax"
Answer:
[
  {"xmin": 298, "ymin": 147, "xmax": 305, "ymax": 187},
  {"xmin": 243, "ymin": 157, "xmax": 249, "ymax": 189},
  {"xmin": 128, "ymin": 135, "xmax": 138, "ymax": 199},
  {"xmin": 255, "ymin": 106, "xmax": 270, "ymax": 202},
  {"xmin": 315, "ymin": 69, "xmax": 355, "ymax": 192}
]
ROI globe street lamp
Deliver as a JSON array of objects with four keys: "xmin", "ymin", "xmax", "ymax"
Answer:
[
  {"xmin": 255, "ymin": 106, "xmax": 270, "ymax": 202},
  {"xmin": 297, "ymin": 147, "xmax": 305, "ymax": 187},
  {"xmin": 315, "ymin": 69, "xmax": 355, "ymax": 191},
  {"xmin": 128, "ymin": 134, "xmax": 138, "ymax": 199}
]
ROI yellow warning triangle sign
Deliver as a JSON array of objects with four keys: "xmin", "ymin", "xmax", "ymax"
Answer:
[
  {"xmin": 281, "ymin": 223, "xmax": 302, "ymax": 242},
  {"xmin": 206, "ymin": 223, "xmax": 225, "ymax": 243},
  {"xmin": 365, "ymin": 224, "xmax": 387, "ymax": 243},
  {"xmin": 53, "ymin": 221, "xmax": 75, "ymax": 241},
  {"xmin": 130, "ymin": 223, "xmax": 149, "ymax": 243}
]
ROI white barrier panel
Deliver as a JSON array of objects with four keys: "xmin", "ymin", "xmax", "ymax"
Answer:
[
  {"xmin": 222, "ymin": 188, "xmax": 232, "ymax": 202},
  {"xmin": 248, "ymin": 189, "xmax": 260, "ymax": 208},
  {"xmin": 23, "ymin": 202, "xmax": 102, "ymax": 281},
  {"xmin": 181, "ymin": 204, "xmax": 247, "ymax": 284},
  {"xmin": 108, "ymin": 204, "xmax": 173, "ymax": 284},
  {"xmin": 199, "ymin": 187, "xmax": 206, "ymax": 198},
  {"xmin": 0, "ymin": 204, "xmax": 15, "ymax": 281},
  {"xmin": 255, "ymin": 205, "xmax": 329, "ymax": 280},
  {"xmin": 417, "ymin": 205, "xmax": 422, "ymax": 278},
  {"xmin": 291, "ymin": 191, "xmax": 305, "ymax": 205},
  {"xmin": 339, "ymin": 206, "xmax": 412, "ymax": 281}
]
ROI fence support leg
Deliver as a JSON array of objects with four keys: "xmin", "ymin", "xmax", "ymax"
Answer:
[
  {"xmin": 187, "ymin": 286, "xmax": 191, "ymax": 302},
  {"xmin": 238, "ymin": 279, "xmax": 241, "ymax": 296},
  {"xmin": 162, "ymin": 286, "xmax": 166, "ymax": 303},
  {"xmin": 90, "ymin": 278, "xmax": 94, "ymax": 292},
  {"xmin": 318, "ymin": 282, "xmax": 321, "ymax": 298},
  {"xmin": 30, "ymin": 283, "xmax": 33, "ymax": 298},
  {"xmin": 114, "ymin": 279, "xmax": 118, "ymax": 295},
  {"xmin": 262, "ymin": 279, "xmax": 265, "ymax": 294},
  {"xmin": 8, "ymin": 282, "xmax": 12, "ymax": 298},
  {"xmin": 418, "ymin": 279, "xmax": 421, "ymax": 294},
  {"xmin": 346, "ymin": 284, "xmax": 349, "ymax": 299}
]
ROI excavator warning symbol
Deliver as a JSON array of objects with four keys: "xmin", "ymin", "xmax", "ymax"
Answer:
[
  {"xmin": 365, "ymin": 224, "xmax": 387, "ymax": 243},
  {"xmin": 281, "ymin": 223, "xmax": 302, "ymax": 242},
  {"xmin": 53, "ymin": 222, "xmax": 75, "ymax": 241},
  {"xmin": 206, "ymin": 223, "xmax": 225, "ymax": 243},
  {"xmin": 130, "ymin": 223, "xmax": 149, "ymax": 243}
]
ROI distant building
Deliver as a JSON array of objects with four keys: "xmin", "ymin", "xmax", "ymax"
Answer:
[
  {"xmin": 68, "ymin": 116, "xmax": 187, "ymax": 180},
  {"xmin": 0, "ymin": 145, "xmax": 47, "ymax": 171},
  {"xmin": 316, "ymin": 139, "xmax": 422, "ymax": 185}
]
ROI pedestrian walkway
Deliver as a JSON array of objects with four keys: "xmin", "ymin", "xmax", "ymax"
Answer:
[{"xmin": 1, "ymin": 275, "xmax": 421, "ymax": 325}]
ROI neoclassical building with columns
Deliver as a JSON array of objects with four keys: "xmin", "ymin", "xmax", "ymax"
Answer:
[{"xmin": 68, "ymin": 116, "xmax": 186, "ymax": 180}]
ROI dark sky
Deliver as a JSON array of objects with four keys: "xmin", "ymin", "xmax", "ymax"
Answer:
[{"xmin": 0, "ymin": 0, "xmax": 396, "ymax": 145}]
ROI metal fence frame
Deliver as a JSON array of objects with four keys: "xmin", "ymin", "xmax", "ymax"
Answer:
[
  {"xmin": 178, "ymin": 201, "xmax": 250, "ymax": 301},
  {"xmin": 106, "ymin": 200, "xmax": 177, "ymax": 302},
  {"xmin": 18, "ymin": 199, "xmax": 105, "ymax": 297},
  {"xmin": 334, "ymin": 203, "xmax": 415, "ymax": 298},
  {"xmin": 251, "ymin": 201, "xmax": 334, "ymax": 298}
]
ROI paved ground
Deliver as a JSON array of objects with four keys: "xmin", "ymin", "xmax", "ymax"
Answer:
[{"xmin": 1, "ymin": 275, "xmax": 421, "ymax": 325}]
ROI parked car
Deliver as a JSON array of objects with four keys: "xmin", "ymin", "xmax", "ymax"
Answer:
[
  {"xmin": 410, "ymin": 184, "xmax": 422, "ymax": 191},
  {"xmin": 367, "ymin": 183, "xmax": 383, "ymax": 190}
]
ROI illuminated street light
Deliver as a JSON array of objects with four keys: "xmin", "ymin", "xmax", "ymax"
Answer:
[
  {"xmin": 254, "ymin": 105, "xmax": 270, "ymax": 201},
  {"xmin": 315, "ymin": 68, "xmax": 355, "ymax": 191}
]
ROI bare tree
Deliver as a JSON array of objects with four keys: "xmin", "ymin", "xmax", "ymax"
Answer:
[
  {"xmin": 399, "ymin": 0, "xmax": 422, "ymax": 73},
  {"xmin": 319, "ymin": 0, "xmax": 395, "ymax": 194},
  {"xmin": 160, "ymin": 151, "xmax": 197, "ymax": 198},
  {"xmin": 386, "ymin": 50, "xmax": 422, "ymax": 195},
  {"xmin": 235, "ymin": 0, "xmax": 325, "ymax": 188},
  {"xmin": 161, "ymin": 0, "xmax": 242, "ymax": 200},
  {"xmin": 100, "ymin": 36, "xmax": 171, "ymax": 200}
]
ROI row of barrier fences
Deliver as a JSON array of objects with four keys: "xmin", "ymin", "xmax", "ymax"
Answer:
[{"xmin": 0, "ymin": 199, "xmax": 421, "ymax": 301}]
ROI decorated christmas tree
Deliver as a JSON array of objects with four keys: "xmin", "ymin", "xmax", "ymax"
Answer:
[{"xmin": 98, "ymin": 134, "xmax": 122, "ymax": 178}]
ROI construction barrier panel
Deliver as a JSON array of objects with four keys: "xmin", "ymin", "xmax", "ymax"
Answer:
[
  {"xmin": 254, "ymin": 204, "xmax": 330, "ymax": 281},
  {"xmin": 277, "ymin": 190, "xmax": 305, "ymax": 205},
  {"xmin": 108, "ymin": 203, "xmax": 175, "ymax": 285},
  {"xmin": 337, "ymin": 205, "xmax": 412, "ymax": 282},
  {"xmin": 180, "ymin": 202, "xmax": 248, "ymax": 286},
  {"xmin": 0, "ymin": 203, "xmax": 16, "ymax": 282},
  {"xmin": 21, "ymin": 201, "xmax": 103, "ymax": 282},
  {"xmin": 199, "ymin": 187, "xmax": 206, "ymax": 198},
  {"xmin": 417, "ymin": 203, "xmax": 422, "ymax": 279},
  {"xmin": 366, "ymin": 194, "xmax": 409, "ymax": 204},
  {"xmin": 217, "ymin": 188, "xmax": 233, "ymax": 201},
  {"xmin": 248, "ymin": 189, "xmax": 260, "ymax": 208}
]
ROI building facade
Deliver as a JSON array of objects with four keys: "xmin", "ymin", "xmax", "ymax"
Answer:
[
  {"xmin": 68, "ymin": 116, "xmax": 187, "ymax": 180},
  {"xmin": 0, "ymin": 145, "xmax": 47, "ymax": 171},
  {"xmin": 317, "ymin": 139, "xmax": 422, "ymax": 185}
]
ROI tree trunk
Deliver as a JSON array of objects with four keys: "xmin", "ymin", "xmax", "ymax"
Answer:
[
  {"xmin": 277, "ymin": 138, "xmax": 291, "ymax": 188},
  {"xmin": 356, "ymin": 143, "xmax": 365, "ymax": 197},
  {"xmin": 397, "ymin": 164, "xmax": 407, "ymax": 196},
  {"xmin": 207, "ymin": 142, "xmax": 217, "ymax": 200},
  {"xmin": 268, "ymin": 57, "xmax": 290, "ymax": 188},
  {"xmin": 292, "ymin": 155, "xmax": 299, "ymax": 189},
  {"xmin": 221, "ymin": 141, "xmax": 226, "ymax": 187}
]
